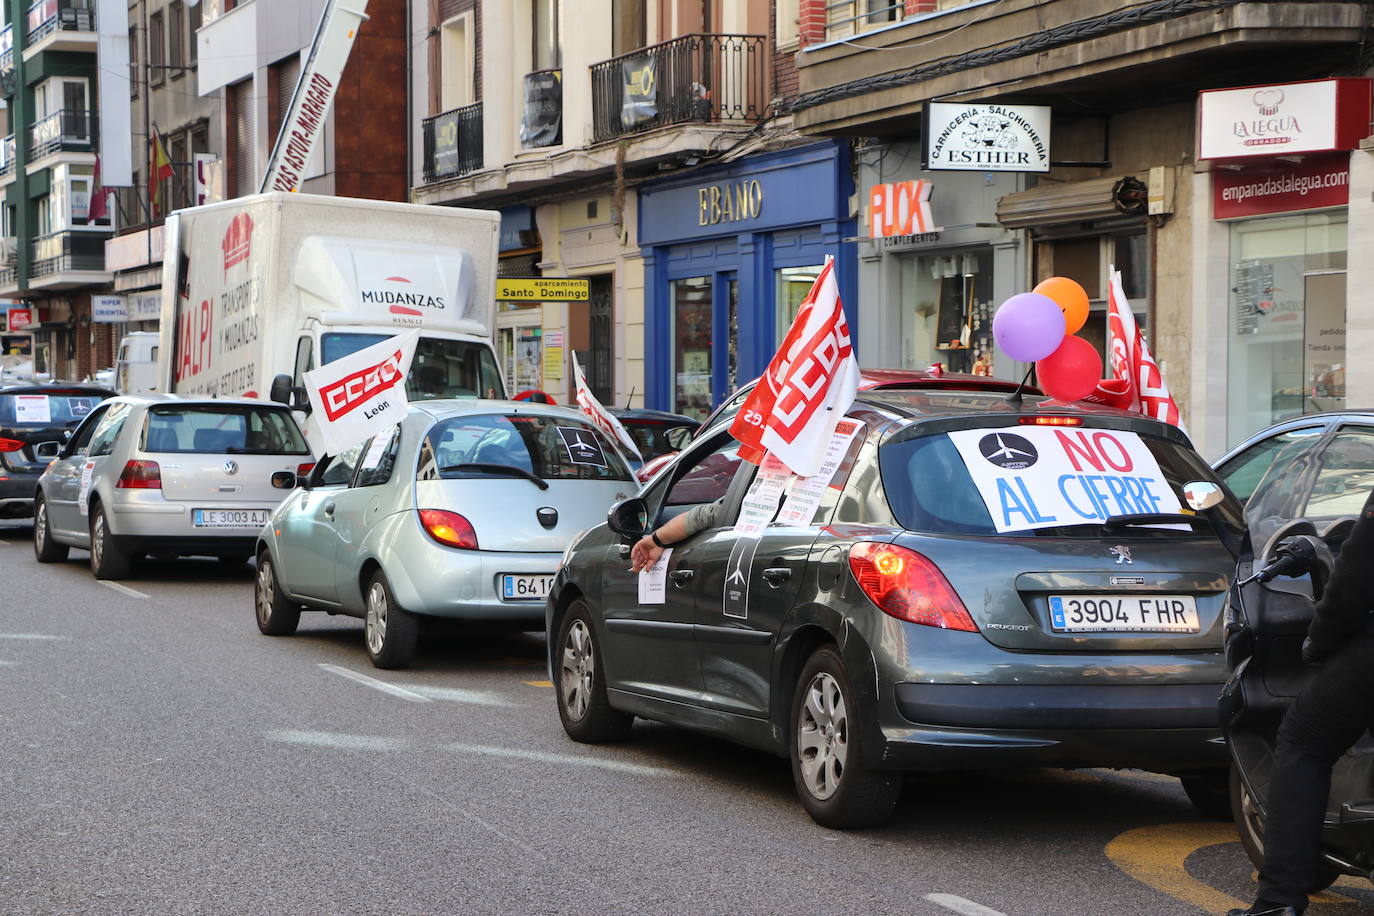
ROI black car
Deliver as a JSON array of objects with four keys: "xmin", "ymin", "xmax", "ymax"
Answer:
[
  {"xmin": 0, "ymin": 383, "xmax": 113, "ymax": 518},
  {"xmin": 607, "ymin": 407, "xmax": 699, "ymax": 468},
  {"xmin": 547, "ymin": 388, "xmax": 1240, "ymax": 828}
]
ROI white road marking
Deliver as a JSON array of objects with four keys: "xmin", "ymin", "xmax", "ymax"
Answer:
[
  {"xmin": 0, "ymin": 633, "xmax": 67, "ymax": 640},
  {"xmin": 266, "ymin": 729, "xmax": 408, "ymax": 752},
  {"xmin": 403, "ymin": 685, "xmax": 517, "ymax": 706},
  {"xmin": 441, "ymin": 743, "xmax": 678, "ymax": 778},
  {"xmin": 318, "ymin": 663, "xmax": 432, "ymax": 702},
  {"xmin": 98, "ymin": 581, "xmax": 150, "ymax": 600},
  {"xmin": 924, "ymin": 894, "xmax": 1007, "ymax": 916}
]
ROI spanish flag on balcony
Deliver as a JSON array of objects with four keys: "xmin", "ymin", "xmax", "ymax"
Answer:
[{"xmin": 149, "ymin": 128, "xmax": 174, "ymax": 218}]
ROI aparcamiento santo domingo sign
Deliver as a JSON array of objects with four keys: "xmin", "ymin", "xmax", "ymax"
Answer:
[
  {"xmin": 496, "ymin": 278, "xmax": 591, "ymax": 301},
  {"xmin": 924, "ymin": 102, "xmax": 1051, "ymax": 173}
]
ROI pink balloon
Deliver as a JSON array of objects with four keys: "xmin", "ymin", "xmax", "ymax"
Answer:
[
  {"xmin": 992, "ymin": 293, "xmax": 1066, "ymax": 363},
  {"xmin": 1035, "ymin": 335, "xmax": 1102, "ymax": 402}
]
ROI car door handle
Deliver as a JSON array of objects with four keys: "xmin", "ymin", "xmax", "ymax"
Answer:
[
  {"xmin": 669, "ymin": 569, "xmax": 694, "ymax": 585},
  {"xmin": 323, "ymin": 502, "xmax": 336, "ymax": 518},
  {"xmin": 762, "ymin": 567, "xmax": 792, "ymax": 585}
]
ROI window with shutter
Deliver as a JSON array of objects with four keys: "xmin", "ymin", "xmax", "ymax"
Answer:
[{"xmin": 227, "ymin": 78, "xmax": 254, "ymax": 197}]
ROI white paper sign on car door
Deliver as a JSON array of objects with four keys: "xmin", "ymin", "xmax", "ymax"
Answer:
[
  {"xmin": 733, "ymin": 452, "xmax": 793, "ymax": 536},
  {"xmin": 946, "ymin": 426, "xmax": 1182, "ymax": 533},
  {"xmin": 14, "ymin": 394, "xmax": 51, "ymax": 424},
  {"xmin": 637, "ymin": 547, "xmax": 673, "ymax": 605},
  {"xmin": 77, "ymin": 460, "xmax": 96, "ymax": 516},
  {"xmin": 775, "ymin": 418, "xmax": 863, "ymax": 527}
]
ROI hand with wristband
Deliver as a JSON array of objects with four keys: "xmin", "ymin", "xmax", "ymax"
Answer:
[{"xmin": 628, "ymin": 498, "xmax": 723, "ymax": 573}]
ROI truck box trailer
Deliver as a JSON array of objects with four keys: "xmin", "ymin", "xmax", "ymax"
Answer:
[{"xmin": 155, "ymin": 193, "xmax": 505, "ymax": 406}]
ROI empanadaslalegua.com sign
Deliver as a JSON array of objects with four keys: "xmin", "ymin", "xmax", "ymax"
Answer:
[{"xmin": 924, "ymin": 102, "xmax": 1051, "ymax": 173}]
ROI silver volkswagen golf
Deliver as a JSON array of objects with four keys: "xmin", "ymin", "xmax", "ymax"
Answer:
[
  {"xmin": 33, "ymin": 395, "xmax": 314, "ymax": 579},
  {"xmin": 254, "ymin": 400, "xmax": 638, "ymax": 669}
]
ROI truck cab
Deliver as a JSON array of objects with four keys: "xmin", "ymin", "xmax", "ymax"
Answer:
[{"xmin": 115, "ymin": 331, "xmax": 160, "ymax": 394}]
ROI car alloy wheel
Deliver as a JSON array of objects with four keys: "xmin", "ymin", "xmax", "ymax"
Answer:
[
  {"xmin": 32, "ymin": 496, "xmax": 68, "ymax": 563},
  {"xmin": 561, "ymin": 619, "xmax": 595, "ymax": 722},
  {"xmin": 256, "ymin": 562, "xmax": 275, "ymax": 627},
  {"xmin": 365, "ymin": 581, "xmax": 389, "ymax": 657},
  {"xmin": 797, "ymin": 671, "xmax": 849, "ymax": 801},
  {"xmin": 92, "ymin": 511, "xmax": 105, "ymax": 568}
]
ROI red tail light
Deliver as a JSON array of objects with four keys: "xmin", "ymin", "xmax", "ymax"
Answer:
[
  {"xmin": 1019, "ymin": 416, "xmax": 1082, "ymax": 426},
  {"xmin": 847, "ymin": 542, "xmax": 977, "ymax": 631},
  {"xmin": 0, "ymin": 438, "xmax": 24, "ymax": 452},
  {"xmin": 116, "ymin": 459, "xmax": 162, "ymax": 489},
  {"xmin": 296, "ymin": 462, "xmax": 315, "ymax": 477},
  {"xmin": 419, "ymin": 509, "xmax": 478, "ymax": 549}
]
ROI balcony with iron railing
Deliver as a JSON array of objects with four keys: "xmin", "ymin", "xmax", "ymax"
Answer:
[
  {"xmin": 591, "ymin": 34, "xmax": 766, "ymax": 144},
  {"xmin": 30, "ymin": 228, "xmax": 110, "ymax": 282},
  {"xmin": 0, "ymin": 26, "xmax": 13, "ymax": 97},
  {"xmin": 29, "ymin": 109, "xmax": 95, "ymax": 162},
  {"xmin": 25, "ymin": 0, "xmax": 95, "ymax": 49},
  {"xmin": 0, "ymin": 135, "xmax": 15, "ymax": 181},
  {"xmin": 422, "ymin": 101, "xmax": 483, "ymax": 183}
]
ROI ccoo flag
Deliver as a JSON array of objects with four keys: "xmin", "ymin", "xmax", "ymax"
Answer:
[
  {"xmin": 304, "ymin": 329, "xmax": 419, "ymax": 455},
  {"xmin": 1106, "ymin": 265, "xmax": 1184, "ymax": 430},
  {"xmin": 729, "ymin": 257, "xmax": 860, "ymax": 477},
  {"xmin": 572, "ymin": 353, "xmax": 642, "ymax": 460}
]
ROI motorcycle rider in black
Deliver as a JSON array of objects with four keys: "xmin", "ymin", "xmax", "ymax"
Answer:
[{"xmin": 1231, "ymin": 489, "xmax": 1374, "ymax": 916}]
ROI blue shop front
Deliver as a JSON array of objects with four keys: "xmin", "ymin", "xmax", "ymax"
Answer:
[{"xmin": 639, "ymin": 141, "xmax": 857, "ymax": 419}]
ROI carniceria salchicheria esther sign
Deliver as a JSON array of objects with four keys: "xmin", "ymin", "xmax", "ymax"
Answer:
[{"xmin": 924, "ymin": 102, "xmax": 1051, "ymax": 173}]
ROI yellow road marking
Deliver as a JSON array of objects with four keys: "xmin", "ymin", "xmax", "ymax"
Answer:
[
  {"xmin": 1107, "ymin": 823, "xmax": 1361, "ymax": 914},
  {"xmin": 523, "ymin": 679, "xmax": 553, "ymax": 688}
]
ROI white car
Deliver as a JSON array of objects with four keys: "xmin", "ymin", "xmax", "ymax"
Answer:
[{"xmin": 33, "ymin": 395, "xmax": 314, "ymax": 579}]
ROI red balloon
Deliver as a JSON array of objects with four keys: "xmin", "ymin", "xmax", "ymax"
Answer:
[{"xmin": 1035, "ymin": 335, "xmax": 1102, "ymax": 403}]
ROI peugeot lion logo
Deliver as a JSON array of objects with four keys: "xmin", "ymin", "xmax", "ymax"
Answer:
[
  {"xmin": 222, "ymin": 459, "xmax": 239, "ymax": 476},
  {"xmin": 1109, "ymin": 545, "xmax": 1133, "ymax": 566},
  {"xmin": 977, "ymin": 432, "xmax": 1038, "ymax": 470}
]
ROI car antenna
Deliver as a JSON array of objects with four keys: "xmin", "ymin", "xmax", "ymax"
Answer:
[
  {"xmin": 625, "ymin": 386, "xmax": 636, "ymax": 410},
  {"xmin": 1005, "ymin": 366, "xmax": 1034, "ymax": 407}
]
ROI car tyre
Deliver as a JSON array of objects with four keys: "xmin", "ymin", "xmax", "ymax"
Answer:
[
  {"xmin": 255, "ymin": 551, "xmax": 301, "ymax": 636},
  {"xmin": 556, "ymin": 600, "xmax": 632, "ymax": 742},
  {"xmin": 1231, "ymin": 763, "xmax": 1340, "ymax": 893},
  {"xmin": 1180, "ymin": 769, "xmax": 1232, "ymax": 820},
  {"xmin": 790, "ymin": 646, "xmax": 900, "ymax": 830},
  {"xmin": 32, "ymin": 494, "xmax": 68, "ymax": 563},
  {"xmin": 365, "ymin": 570, "xmax": 418, "ymax": 670},
  {"xmin": 88, "ymin": 503, "xmax": 130, "ymax": 580}
]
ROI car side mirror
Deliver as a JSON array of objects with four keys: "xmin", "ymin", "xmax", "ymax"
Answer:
[
  {"xmin": 666, "ymin": 426, "xmax": 694, "ymax": 450},
  {"xmin": 291, "ymin": 386, "xmax": 312, "ymax": 414},
  {"xmin": 271, "ymin": 471, "xmax": 298, "ymax": 490},
  {"xmin": 607, "ymin": 497, "xmax": 651, "ymax": 539},
  {"xmin": 269, "ymin": 373, "xmax": 293, "ymax": 405},
  {"xmin": 1183, "ymin": 480, "xmax": 1224, "ymax": 512}
]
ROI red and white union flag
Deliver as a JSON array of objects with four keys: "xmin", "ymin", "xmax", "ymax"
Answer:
[
  {"xmin": 1106, "ymin": 266, "xmax": 1184, "ymax": 430},
  {"xmin": 572, "ymin": 353, "xmax": 642, "ymax": 460},
  {"xmin": 730, "ymin": 258, "xmax": 860, "ymax": 477},
  {"xmin": 304, "ymin": 329, "xmax": 419, "ymax": 455}
]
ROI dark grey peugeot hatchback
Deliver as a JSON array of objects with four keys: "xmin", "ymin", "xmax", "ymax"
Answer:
[{"xmin": 546, "ymin": 389, "xmax": 1239, "ymax": 828}]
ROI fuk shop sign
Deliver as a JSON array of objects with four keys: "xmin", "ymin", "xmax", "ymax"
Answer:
[{"xmin": 947, "ymin": 427, "xmax": 1182, "ymax": 533}]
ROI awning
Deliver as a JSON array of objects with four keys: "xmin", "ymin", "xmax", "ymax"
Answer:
[{"xmin": 996, "ymin": 175, "xmax": 1146, "ymax": 229}]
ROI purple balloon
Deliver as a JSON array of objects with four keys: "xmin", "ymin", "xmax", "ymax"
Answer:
[{"xmin": 992, "ymin": 292, "xmax": 1067, "ymax": 363}]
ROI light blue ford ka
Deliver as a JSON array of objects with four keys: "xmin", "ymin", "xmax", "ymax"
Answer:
[{"xmin": 254, "ymin": 400, "xmax": 637, "ymax": 668}]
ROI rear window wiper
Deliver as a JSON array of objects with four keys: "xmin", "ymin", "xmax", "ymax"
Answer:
[
  {"xmin": 440, "ymin": 462, "xmax": 550, "ymax": 491},
  {"xmin": 1101, "ymin": 513, "xmax": 1207, "ymax": 530}
]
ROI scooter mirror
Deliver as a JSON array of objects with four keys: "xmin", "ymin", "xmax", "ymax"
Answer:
[{"xmin": 1183, "ymin": 480, "xmax": 1224, "ymax": 512}]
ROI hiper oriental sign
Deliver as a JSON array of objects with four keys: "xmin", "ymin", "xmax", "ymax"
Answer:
[
  {"xmin": 924, "ymin": 102, "xmax": 1051, "ymax": 172},
  {"xmin": 947, "ymin": 426, "xmax": 1182, "ymax": 534},
  {"xmin": 1197, "ymin": 78, "xmax": 1372, "ymax": 162}
]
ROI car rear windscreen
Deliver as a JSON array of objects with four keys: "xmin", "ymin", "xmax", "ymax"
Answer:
[
  {"xmin": 418, "ymin": 414, "xmax": 633, "ymax": 482},
  {"xmin": 879, "ymin": 425, "xmax": 1241, "ymax": 537},
  {"xmin": 143, "ymin": 406, "xmax": 310, "ymax": 455},
  {"xmin": 0, "ymin": 392, "xmax": 104, "ymax": 426}
]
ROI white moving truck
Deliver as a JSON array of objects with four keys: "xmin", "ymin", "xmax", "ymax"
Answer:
[
  {"xmin": 115, "ymin": 331, "xmax": 160, "ymax": 394},
  {"xmin": 155, "ymin": 193, "xmax": 504, "ymax": 407}
]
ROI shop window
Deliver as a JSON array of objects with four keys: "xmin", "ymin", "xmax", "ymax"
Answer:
[
  {"xmin": 671, "ymin": 276, "xmax": 712, "ymax": 420},
  {"xmin": 897, "ymin": 249, "xmax": 994, "ymax": 375},
  {"xmin": 776, "ymin": 265, "xmax": 822, "ymax": 345},
  {"xmin": 1226, "ymin": 211, "xmax": 1348, "ymax": 442}
]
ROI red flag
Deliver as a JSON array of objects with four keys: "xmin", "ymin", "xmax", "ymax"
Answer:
[
  {"xmin": 88, "ymin": 154, "xmax": 109, "ymax": 222},
  {"xmin": 1106, "ymin": 266, "xmax": 1184, "ymax": 429},
  {"xmin": 149, "ymin": 129, "xmax": 174, "ymax": 217},
  {"xmin": 729, "ymin": 258, "xmax": 860, "ymax": 477},
  {"xmin": 572, "ymin": 353, "xmax": 641, "ymax": 460}
]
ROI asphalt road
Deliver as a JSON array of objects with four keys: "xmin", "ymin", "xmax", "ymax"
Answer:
[{"xmin": 3, "ymin": 519, "xmax": 1372, "ymax": 916}]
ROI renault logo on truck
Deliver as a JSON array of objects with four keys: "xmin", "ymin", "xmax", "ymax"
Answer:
[{"xmin": 361, "ymin": 275, "xmax": 447, "ymax": 316}]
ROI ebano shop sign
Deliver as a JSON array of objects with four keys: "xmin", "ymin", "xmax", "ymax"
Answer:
[
  {"xmin": 924, "ymin": 102, "xmax": 1051, "ymax": 173},
  {"xmin": 1198, "ymin": 78, "xmax": 1372, "ymax": 162},
  {"xmin": 1213, "ymin": 154, "xmax": 1350, "ymax": 219}
]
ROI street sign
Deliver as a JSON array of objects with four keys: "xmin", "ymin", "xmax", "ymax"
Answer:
[{"xmin": 497, "ymin": 278, "xmax": 590, "ymax": 301}]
